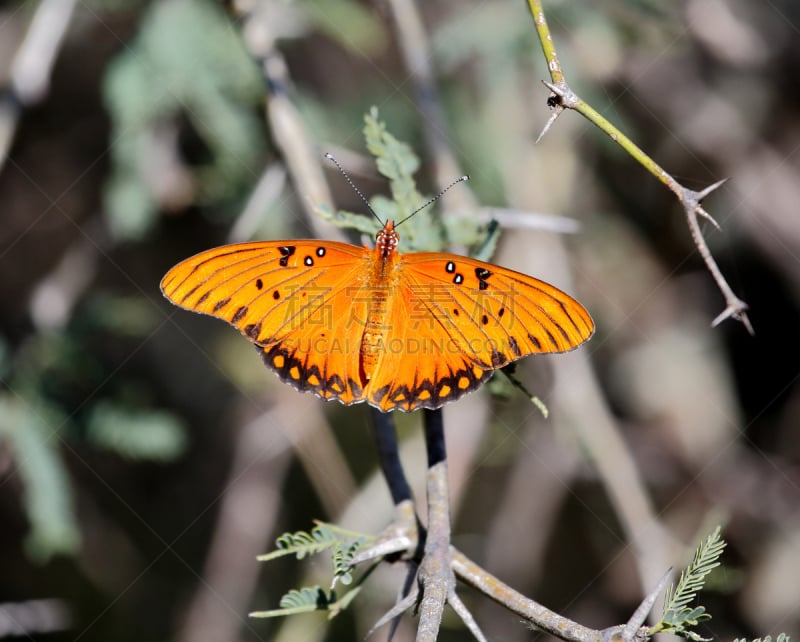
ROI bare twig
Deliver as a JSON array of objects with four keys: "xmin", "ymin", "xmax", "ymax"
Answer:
[
  {"xmin": 176, "ymin": 408, "xmax": 294, "ymax": 642},
  {"xmin": 227, "ymin": 162, "xmax": 287, "ymax": 242},
  {"xmin": 621, "ymin": 569, "xmax": 672, "ymax": 642},
  {"xmin": 232, "ymin": 0, "xmax": 345, "ymax": 241},
  {"xmin": 415, "ymin": 410, "xmax": 452, "ymax": 641},
  {"xmin": 0, "ymin": 599, "xmax": 71, "ymax": 638},
  {"xmin": 528, "ymin": 0, "xmax": 752, "ymax": 333},
  {"xmin": 452, "ymin": 549, "xmax": 600, "ymax": 641},
  {"xmin": 385, "ymin": 0, "xmax": 475, "ymax": 214},
  {"xmin": 367, "ymin": 588, "xmax": 418, "ymax": 639},
  {"xmin": 474, "ymin": 207, "xmax": 581, "ymax": 234},
  {"xmin": 0, "ymin": 0, "xmax": 77, "ymax": 172}
]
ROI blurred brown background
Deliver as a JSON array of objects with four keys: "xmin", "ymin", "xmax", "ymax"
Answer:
[{"xmin": 0, "ymin": 0, "xmax": 798, "ymax": 641}]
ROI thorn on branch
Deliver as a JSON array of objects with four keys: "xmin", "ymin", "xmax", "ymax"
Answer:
[
  {"xmin": 694, "ymin": 177, "xmax": 728, "ymax": 201},
  {"xmin": 680, "ymin": 179, "xmax": 754, "ymax": 335},
  {"xmin": 695, "ymin": 206, "xmax": 722, "ymax": 232},
  {"xmin": 622, "ymin": 569, "xmax": 672, "ymax": 640},
  {"xmin": 536, "ymin": 106, "xmax": 563, "ymax": 143},
  {"xmin": 712, "ymin": 301, "xmax": 753, "ymax": 335}
]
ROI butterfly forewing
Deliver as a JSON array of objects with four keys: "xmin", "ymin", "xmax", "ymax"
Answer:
[
  {"xmin": 161, "ymin": 240, "xmax": 373, "ymax": 405},
  {"xmin": 400, "ymin": 252, "xmax": 593, "ymax": 356}
]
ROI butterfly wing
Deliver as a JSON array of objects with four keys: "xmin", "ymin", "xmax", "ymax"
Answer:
[
  {"xmin": 160, "ymin": 240, "xmax": 373, "ymax": 405},
  {"xmin": 364, "ymin": 252, "xmax": 594, "ymax": 411}
]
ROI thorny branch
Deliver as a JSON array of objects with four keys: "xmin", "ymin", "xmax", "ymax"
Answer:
[{"xmin": 528, "ymin": 0, "xmax": 753, "ymax": 334}]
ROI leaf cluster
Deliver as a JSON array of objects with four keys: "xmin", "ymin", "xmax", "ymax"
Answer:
[
  {"xmin": 320, "ymin": 107, "xmax": 492, "ymax": 254},
  {"xmin": 251, "ymin": 522, "xmax": 375, "ymax": 620}
]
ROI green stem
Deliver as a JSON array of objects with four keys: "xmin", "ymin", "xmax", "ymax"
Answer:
[{"xmin": 527, "ymin": 0, "xmax": 564, "ymax": 83}]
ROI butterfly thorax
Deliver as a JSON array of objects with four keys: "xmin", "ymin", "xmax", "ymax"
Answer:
[{"xmin": 375, "ymin": 220, "xmax": 400, "ymax": 259}]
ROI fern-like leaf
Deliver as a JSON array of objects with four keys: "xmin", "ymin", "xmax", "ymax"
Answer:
[
  {"xmin": 362, "ymin": 108, "xmax": 447, "ymax": 251},
  {"xmin": 258, "ymin": 523, "xmax": 338, "ymax": 562},
  {"xmin": 249, "ymin": 586, "xmax": 335, "ymax": 618},
  {"xmin": 650, "ymin": 526, "xmax": 726, "ymax": 640},
  {"xmin": 279, "ymin": 586, "xmax": 335, "ymax": 610}
]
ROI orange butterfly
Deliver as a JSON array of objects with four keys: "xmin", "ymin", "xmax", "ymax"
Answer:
[{"xmin": 161, "ymin": 216, "xmax": 594, "ymax": 412}]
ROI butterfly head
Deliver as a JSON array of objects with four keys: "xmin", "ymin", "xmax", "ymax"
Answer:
[{"xmin": 376, "ymin": 220, "xmax": 400, "ymax": 258}]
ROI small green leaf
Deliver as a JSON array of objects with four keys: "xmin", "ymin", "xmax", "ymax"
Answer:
[
  {"xmin": 332, "ymin": 537, "xmax": 365, "ymax": 587},
  {"xmin": 260, "ymin": 524, "xmax": 339, "ymax": 561},
  {"xmin": 279, "ymin": 586, "xmax": 334, "ymax": 610}
]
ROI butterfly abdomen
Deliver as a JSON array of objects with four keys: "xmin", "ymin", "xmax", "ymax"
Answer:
[{"xmin": 359, "ymin": 240, "xmax": 402, "ymax": 385}]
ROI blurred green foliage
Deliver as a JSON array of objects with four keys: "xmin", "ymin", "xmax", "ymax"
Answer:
[
  {"xmin": 103, "ymin": 0, "xmax": 265, "ymax": 240},
  {"xmin": 1, "ymin": 297, "xmax": 187, "ymax": 560},
  {"xmin": 86, "ymin": 402, "xmax": 187, "ymax": 462},
  {"xmin": 0, "ymin": 394, "xmax": 79, "ymax": 561}
]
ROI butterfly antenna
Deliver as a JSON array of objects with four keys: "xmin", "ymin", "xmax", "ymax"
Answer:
[
  {"xmin": 395, "ymin": 175, "xmax": 470, "ymax": 227},
  {"xmin": 324, "ymin": 153, "xmax": 383, "ymax": 225}
]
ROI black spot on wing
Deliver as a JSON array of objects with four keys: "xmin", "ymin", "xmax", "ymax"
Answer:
[
  {"xmin": 260, "ymin": 346, "xmax": 339, "ymax": 398},
  {"xmin": 475, "ymin": 267, "xmax": 492, "ymax": 291},
  {"xmin": 182, "ymin": 283, "xmax": 202, "ymax": 302},
  {"xmin": 557, "ymin": 299, "xmax": 584, "ymax": 335},
  {"xmin": 244, "ymin": 322, "xmax": 261, "ymax": 340},
  {"xmin": 231, "ymin": 306, "xmax": 248, "ymax": 323},
  {"xmin": 278, "ymin": 245, "xmax": 296, "ymax": 267},
  {"xmin": 213, "ymin": 297, "xmax": 231, "ymax": 312},
  {"xmin": 491, "ymin": 349, "xmax": 506, "ymax": 367},
  {"xmin": 347, "ymin": 377, "xmax": 363, "ymax": 399},
  {"xmin": 384, "ymin": 363, "xmax": 493, "ymax": 412}
]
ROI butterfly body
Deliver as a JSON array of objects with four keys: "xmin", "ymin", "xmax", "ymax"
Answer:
[{"xmin": 161, "ymin": 221, "xmax": 593, "ymax": 412}]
